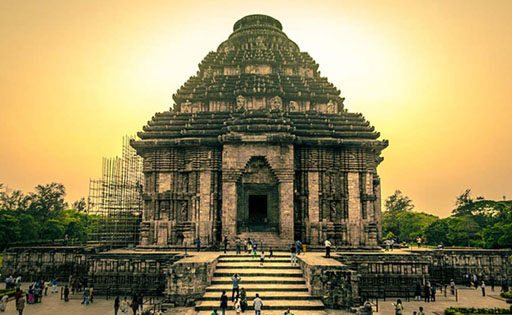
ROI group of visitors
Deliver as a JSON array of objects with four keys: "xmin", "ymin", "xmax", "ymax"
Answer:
[
  {"xmin": 113, "ymin": 294, "xmax": 144, "ymax": 315},
  {"xmin": 414, "ymin": 282, "xmax": 440, "ymax": 302},
  {"xmin": 214, "ymin": 289, "xmax": 260, "ymax": 315},
  {"xmin": 4, "ymin": 274, "xmax": 22, "ymax": 290},
  {"xmin": 0, "ymin": 287, "xmax": 27, "ymax": 314},
  {"xmin": 393, "ymin": 299, "xmax": 425, "ymax": 315}
]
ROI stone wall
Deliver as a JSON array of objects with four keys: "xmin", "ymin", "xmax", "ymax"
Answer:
[
  {"xmin": 336, "ymin": 251, "xmax": 430, "ymax": 298},
  {"xmin": 165, "ymin": 253, "xmax": 220, "ymax": 306},
  {"xmin": 298, "ymin": 255, "xmax": 359, "ymax": 309},
  {"xmin": 426, "ymin": 249, "xmax": 512, "ymax": 285},
  {"xmin": 88, "ymin": 251, "xmax": 183, "ymax": 296},
  {"xmin": 336, "ymin": 249, "xmax": 512, "ymax": 299},
  {"xmin": 1, "ymin": 246, "xmax": 99, "ymax": 282}
]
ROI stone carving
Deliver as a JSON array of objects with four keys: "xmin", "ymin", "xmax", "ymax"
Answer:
[
  {"xmin": 289, "ymin": 100, "xmax": 298, "ymax": 112},
  {"xmin": 182, "ymin": 100, "xmax": 192, "ymax": 113},
  {"xmin": 270, "ymin": 96, "xmax": 282, "ymax": 111},
  {"xmin": 180, "ymin": 200, "xmax": 188, "ymax": 221},
  {"xmin": 327, "ymin": 100, "xmax": 335, "ymax": 113},
  {"xmin": 236, "ymin": 95, "xmax": 246, "ymax": 111}
]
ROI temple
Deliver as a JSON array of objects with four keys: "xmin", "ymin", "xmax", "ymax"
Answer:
[{"xmin": 131, "ymin": 14, "xmax": 388, "ymax": 249}]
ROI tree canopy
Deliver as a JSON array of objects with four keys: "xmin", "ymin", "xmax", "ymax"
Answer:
[{"xmin": 382, "ymin": 189, "xmax": 512, "ymax": 248}]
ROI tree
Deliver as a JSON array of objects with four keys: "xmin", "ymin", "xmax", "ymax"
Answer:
[
  {"xmin": 453, "ymin": 189, "xmax": 474, "ymax": 216},
  {"xmin": 385, "ymin": 190, "xmax": 414, "ymax": 213},
  {"xmin": 72, "ymin": 198, "xmax": 87, "ymax": 212}
]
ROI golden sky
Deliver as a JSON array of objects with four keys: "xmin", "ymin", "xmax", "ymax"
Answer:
[{"xmin": 1, "ymin": 0, "xmax": 511, "ymax": 217}]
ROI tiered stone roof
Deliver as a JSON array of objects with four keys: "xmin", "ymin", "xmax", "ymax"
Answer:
[{"xmin": 132, "ymin": 14, "xmax": 387, "ymax": 154}]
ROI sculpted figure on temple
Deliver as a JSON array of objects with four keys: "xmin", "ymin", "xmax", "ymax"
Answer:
[
  {"xmin": 236, "ymin": 95, "xmax": 246, "ymax": 111},
  {"xmin": 270, "ymin": 96, "xmax": 282, "ymax": 111},
  {"xmin": 182, "ymin": 100, "xmax": 192, "ymax": 113},
  {"xmin": 289, "ymin": 100, "xmax": 298, "ymax": 112},
  {"xmin": 180, "ymin": 201, "xmax": 188, "ymax": 221},
  {"xmin": 327, "ymin": 100, "xmax": 335, "ymax": 113}
]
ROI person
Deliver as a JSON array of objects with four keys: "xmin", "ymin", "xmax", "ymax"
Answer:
[
  {"xmin": 114, "ymin": 296, "xmax": 120, "ymax": 315},
  {"xmin": 252, "ymin": 242, "xmax": 258, "ymax": 258},
  {"xmin": 34, "ymin": 284, "xmax": 41, "ymax": 303},
  {"xmin": 15, "ymin": 288, "xmax": 22, "ymax": 303},
  {"xmin": 236, "ymin": 238, "xmax": 241, "ymax": 255},
  {"xmin": 431, "ymin": 283, "xmax": 437, "ymax": 302},
  {"xmin": 302, "ymin": 243, "xmax": 306, "ymax": 255},
  {"xmin": 424, "ymin": 282, "xmax": 431, "ymax": 302},
  {"xmin": 325, "ymin": 239, "xmax": 332, "ymax": 258},
  {"xmin": 269, "ymin": 247, "xmax": 274, "ymax": 259},
  {"xmin": 253, "ymin": 293, "xmax": 263, "ymax": 315},
  {"xmin": 450, "ymin": 279, "xmax": 455, "ymax": 295},
  {"xmin": 138, "ymin": 293, "xmax": 144, "ymax": 313},
  {"xmin": 390, "ymin": 238, "xmax": 395, "ymax": 251},
  {"xmin": 490, "ymin": 276, "xmax": 495, "ymax": 291},
  {"xmin": 43, "ymin": 279, "xmax": 48, "ymax": 296},
  {"xmin": 393, "ymin": 299, "xmax": 403, "ymax": 315},
  {"xmin": 89, "ymin": 286, "xmax": 94, "ymax": 303},
  {"xmin": 64, "ymin": 285, "xmax": 69, "ymax": 302},
  {"xmin": 418, "ymin": 306, "xmax": 425, "ymax": 315},
  {"xmin": 260, "ymin": 251, "xmax": 265, "ymax": 266},
  {"xmin": 0, "ymin": 294, "xmax": 8, "ymax": 312},
  {"xmin": 27, "ymin": 286, "xmax": 34, "ymax": 304},
  {"xmin": 501, "ymin": 277, "xmax": 508, "ymax": 292},
  {"xmin": 243, "ymin": 239, "xmax": 248, "ymax": 254},
  {"xmin": 130, "ymin": 295, "xmax": 138, "ymax": 315},
  {"xmin": 232, "ymin": 274, "xmax": 241, "ymax": 301},
  {"xmin": 82, "ymin": 285, "xmax": 90, "ymax": 305},
  {"xmin": 52, "ymin": 278, "xmax": 58, "ymax": 293},
  {"xmin": 247, "ymin": 239, "xmax": 252, "ymax": 254},
  {"xmin": 415, "ymin": 283, "xmax": 421, "ymax": 301},
  {"xmin": 284, "ymin": 308, "xmax": 294, "ymax": 315},
  {"xmin": 295, "ymin": 240, "xmax": 302, "ymax": 255},
  {"xmin": 220, "ymin": 290, "xmax": 228, "ymax": 315},
  {"xmin": 290, "ymin": 244, "xmax": 297, "ymax": 266},
  {"xmin": 121, "ymin": 297, "xmax": 129, "ymax": 315},
  {"xmin": 240, "ymin": 287, "xmax": 247, "ymax": 313},
  {"xmin": 234, "ymin": 297, "xmax": 242, "ymax": 315},
  {"xmin": 211, "ymin": 310, "xmax": 219, "ymax": 315},
  {"xmin": 417, "ymin": 237, "xmax": 422, "ymax": 248},
  {"xmin": 16, "ymin": 296, "xmax": 25, "ymax": 315},
  {"xmin": 15, "ymin": 276, "xmax": 21, "ymax": 289},
  {"xmin": 481, "ymin": 281, "xmax": 486, "ymax": 296},
  {"xmin": 224, "ymin": 237, "xmax": 228, "ymax": 254},
  {"xmin": 197, "ymin": 237, "xmax": 201, "ymax": 252}
]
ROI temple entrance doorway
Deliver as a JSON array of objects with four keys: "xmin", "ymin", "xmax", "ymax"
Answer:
[{"xmin": 236, "ymin": 157, "xmax": 279, "ymax": 234}]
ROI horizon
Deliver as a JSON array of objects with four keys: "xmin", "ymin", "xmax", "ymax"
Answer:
[{"xmin": 1, "ymin": 0, "xmax": 511, "ymax": 218}]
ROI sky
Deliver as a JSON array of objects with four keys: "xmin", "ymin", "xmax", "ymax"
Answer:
[{"xmin": 0, "ymin": 0, "xmax": 511, "ymax": 217}]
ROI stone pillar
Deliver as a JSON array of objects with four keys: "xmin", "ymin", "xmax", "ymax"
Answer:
[
  {"xmin": 199, "ymin": 171, "xmax": 212, "ymax": 244},
  {"xmin": 308, "ymin": 172, "xmax": 320, "ymax": 244},
  {"xmin": 278, "ymin": 176, "xmax": 294, "ymax": 242},
  {"xmin": 221, "ymin": 178, "xmax": 237, "ymax": 241},
  {"xmin": 347, "ymin": 172, "xmax": 361, "ymax": 247}
]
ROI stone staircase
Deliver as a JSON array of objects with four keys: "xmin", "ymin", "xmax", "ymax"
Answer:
[{"xmin": 195, "ymin": 253, "xmax": 325, "ymax": 312}]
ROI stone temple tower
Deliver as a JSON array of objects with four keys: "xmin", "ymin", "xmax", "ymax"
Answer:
[{"xmin": 131, "ymin": 14, "xmax": 388, "ymax": 249}]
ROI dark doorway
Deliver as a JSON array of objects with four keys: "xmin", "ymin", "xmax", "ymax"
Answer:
[{"xmin": 249, "ymin": 195, "xmax": 267, "ymax": 224}]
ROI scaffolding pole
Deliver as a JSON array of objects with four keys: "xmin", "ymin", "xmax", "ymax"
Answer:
[{"xmin": 87, "ymin": 136, "xmax": 143, "ymax": 247}]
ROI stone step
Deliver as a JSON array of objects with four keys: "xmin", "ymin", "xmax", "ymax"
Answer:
[
  {"xmin": 195, "ymin": 299, "xmax": 325, "ymax": 311},
  {"xmin": 201, "ymin": 291, "xmax": 317, "ymax": 300},
  {"xmin": 219, "ymin": 258, "xmax": 292, "ymax": 263},
  {"xmin": 197, "ymin": 311, "xmax": 327, "ymax": 315},
  {"xmin": 220, "ymin": 254, "xmax": 291, "ymax": 257},
  {"xmin": 206, "ymin": 284, "xmax": 309, "ymax": 292},
  {"xmin": 214, "ymin": 269, "xmax": 302, "ymax": 276},
  {"xmin": 211, "ymin": 277, "xmax": 305, "ymax": 285},
  {"xmin": 216, "ymin": 264, "xmax": 299, "ymax": 269}
]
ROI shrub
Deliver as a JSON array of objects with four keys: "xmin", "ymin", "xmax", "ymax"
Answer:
[{"xmin": 444, "ymin": 307, "xmax": 512, "ymax": 314}]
